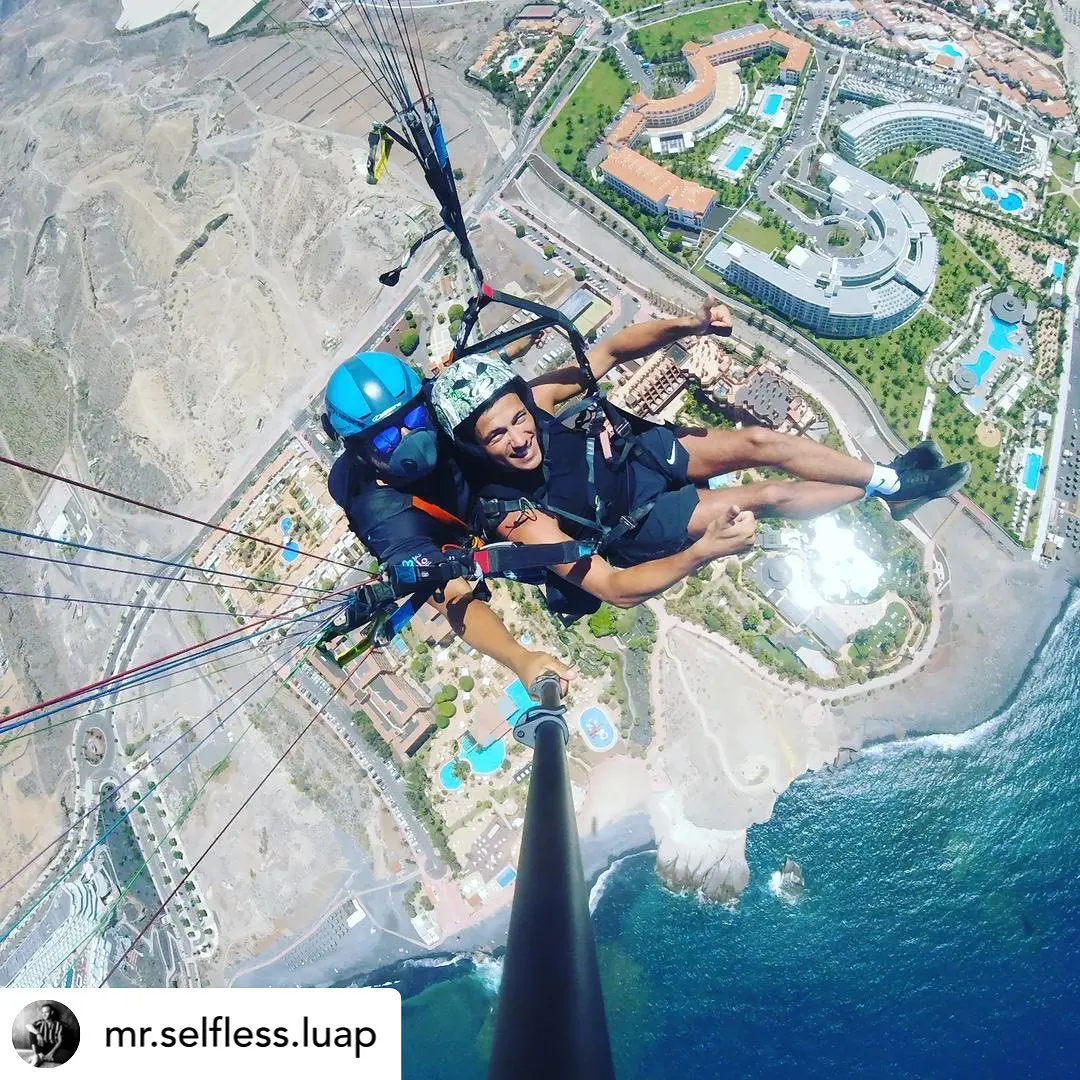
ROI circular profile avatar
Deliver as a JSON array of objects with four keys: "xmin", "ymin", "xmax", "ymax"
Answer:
[{"xmin": 11, "ymin": 1000, "xmax": 80, "ymax": 1068}]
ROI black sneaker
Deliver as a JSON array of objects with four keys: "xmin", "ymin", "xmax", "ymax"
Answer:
[
  {"xmin": 887, "ymin": 439, "xmax": 945, "ymax": 473},
  {"xmin": 880, "ymin": 462, "xmax": 971, "ymax": 520}
]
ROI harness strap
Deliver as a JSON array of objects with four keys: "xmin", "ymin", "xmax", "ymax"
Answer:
[{"xmin": 409, "ymin": 495, "xmax": 480, "ymax": 543}]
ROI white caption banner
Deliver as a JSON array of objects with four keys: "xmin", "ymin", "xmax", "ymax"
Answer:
[{"xmin": 0, "ymin": 987, "xmax": 400, "ymax": 1079}]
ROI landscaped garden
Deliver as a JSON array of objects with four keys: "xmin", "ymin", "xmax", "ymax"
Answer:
[
  {"xmin": 931, "ymin": 224, "xmax": 1000, "ymax": 320},
  {"xmin": 628, "ymin": 2, "xmax": 771, "ymax": 62},
  {"xmin": 540, "ymin": 49, "xmax": 630, "ymax": 173}
]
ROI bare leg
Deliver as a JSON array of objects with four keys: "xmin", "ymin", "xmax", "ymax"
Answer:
[
  {"xmin": 686, "ymin": 479, "xmax": 864, "ymax": 536},
  {"xmin": 677, "ymin": 425, "xmax": 873, "ymax": 487}
]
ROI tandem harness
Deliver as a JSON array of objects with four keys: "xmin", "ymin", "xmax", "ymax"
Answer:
[
  {"xmin": 453, "ymin": 285, "xmax": 684, "ymax": 557},
  {"xmin": 319, "ymin": 528, "xmax": 597, "ymax": 664}
]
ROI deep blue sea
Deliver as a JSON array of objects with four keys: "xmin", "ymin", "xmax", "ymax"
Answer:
[{"xmin": 373, "ymin": 592, "xmax": 1080, "ymax": 1078}]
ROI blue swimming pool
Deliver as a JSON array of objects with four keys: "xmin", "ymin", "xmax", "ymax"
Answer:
[
  {"xmin": 963, "ymin": 350, "xmax": 996, "ymax": 386},
  {"xmin": 505, "ymin": 52, "xmax": 527, "ymax": 73},
  {"xmin": 981, "ymin": 184, "xmax": 999, "ymax": 201},
  {"xmin": 836, "ymin": 17, "xmax": 851, "ymax": 26},
  {"xmin": 1024, "ymin": 451, "xmax": 1042, "ymax": 492},
  {"xmin": 504, "ymin": 679, "xmax": 534, "ymax": 715},
  {"xmin": 281, "ymin": 540, "xmax": 300, "ymax": 563},
  {"xmin": 1053, "ymin": 260, "xmax": 1065, "ymax": 280},
  {"xmin": 1000, "ymin": 191, "xmax": 1024, "ymax": 213},
  {"xmin": 461, "ymin": 733, "xmax": 505, "ymax": 774},
  {"xmin": 988, "ymin": 314, "xmax": 1021, "ymax": 353},
  {"xmin": 762, "ymin": 92, "xmax": 782, "ymax": 118},
  {"xmin": 579, "ymin": 706, "xmax": 617, "ymax": 751},
  {"xmin": 496, "ymin": 866, "xmax": 517, "ymax": 888},
  {"xmin": 439, "ymin": 761, "xmax": 463, "ymax": 790},
  {"xmin": 279, "ymin": 515, "xmax": 293, "ymax": 534},
  {"xmin": 725, "ymin": 145, "xmax": 752, "ymax": 172},
  {"xmin": 941, "ymin": 42, "xmax": 962, "ymax": 59}
]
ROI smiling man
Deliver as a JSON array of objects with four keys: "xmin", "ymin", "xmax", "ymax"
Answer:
[{"xmin": 430, "ymin": 300, "xmax": 967, "ymax": 605}]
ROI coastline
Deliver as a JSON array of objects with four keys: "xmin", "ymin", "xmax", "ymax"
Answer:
[{"xmin": 256, "ymin": 572, "xmax": 1080, "ymax": 989}]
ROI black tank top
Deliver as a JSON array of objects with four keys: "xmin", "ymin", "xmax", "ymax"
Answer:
[{"xmin": 474, "ymin": 403, "xmax": 638, "ymax": 539}]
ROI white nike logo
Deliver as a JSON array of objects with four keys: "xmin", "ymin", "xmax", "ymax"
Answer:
[{"xmin": 666, "ymin": 444, "xmax": 678, "ymax": 465}]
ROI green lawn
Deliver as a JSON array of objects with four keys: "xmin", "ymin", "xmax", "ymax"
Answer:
[
  {"xmin": 927, "ymin": 389, "xmax": 1018, "ymax": 538},
  {"xmin": 598, "ymin": 0, "xmax": 665, "ymax": 12},
  {"xmin": 931, "ymin": 226, "xmax": 998, "ymax": 320},
  {"xmin": 778, "ymin": 185, "xmax": 821, "ymax": 219},
  {"xmin": 862, "ymin": 143, "xmax": 920, "ymax": 184},
  {"xmin": 631, "ymin": 2, "xmax": 772, "ymax": 61},
  {"xmin": 724, "ymin": 213, "xmax": 784, "ymax": 254},
  {"xmin": 812, "ymin": 312, "xmax": 948, "ymax": 446},
  {"xmin": 541, "ymin": 54, "xmax": 630, "ymax": 173},
  {"xmin": 1051, "ymin": 148, "xmax": 1075, "ymax": 182}
]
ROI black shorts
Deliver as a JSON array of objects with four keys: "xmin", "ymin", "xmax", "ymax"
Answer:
[{"xmin": 606, "ymin": 426, "xmax": 700, "ymax": 566}]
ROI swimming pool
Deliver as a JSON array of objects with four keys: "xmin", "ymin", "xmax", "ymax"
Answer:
[
  {"xmin": 461, "ymin": 733, "xmax": 505, "ymax": 774},
  {"xmin": 1000, "ymin": 191, "xmax": 1023, "ymax": 213},
  {"xmin": 762, "ymin": 92, "xmax": 782, "ymax": 118},
  {"xmin": 579, "ymin": 706, "xmax": 617, "ymax": 752},
  {"xmin": 988, "ymin": 314, "xmax": 1021, "ymax": 353},
  {"xmin": 940, "ymin": 42, "xmax": 962, "ymax": 59},
  {"xmin": 981, "ymin": 184, "xmax": 998, "ymax": 201},
  {"xmin": 1024, "ymin": 451, "xmax": 1042, "ymax": 492},
  {"xmin": 724, "ymin": 145, "xmax": 752, "ymax": 172},
  {"xmin": 439, "ymin": 761, "xmax": 464, "ymax": 790},
  {"xmin": 505, "ymin": 52, "xmax": 527, "ymax": 73},
  {"xmin": 495, "ymin": 867, "xmax": 517, "ymax": 888},
  {"xmin": 281, "ymin": 540, "xmax": 300, "ymax": 563},
  {"xmin": 835, "ymin": 17, "xmax": 851, "ymax": 26},
  {"xmin": 1053, "ymin": 260, "xmax": 1065, "ymax": 280},
  {"xmin": 279, "ymin": 515, "xmax": 293, "ymax": 534},
  {"xmin": 963, "ymin": 350, "xmax": 996, "ymax": 386}
]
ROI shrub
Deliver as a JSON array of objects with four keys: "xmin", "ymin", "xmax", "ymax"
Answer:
[
  {"xmin": 447, "ymin": 303, "xmax": 465, "ymax": 322},
  {"xmin": 399, "ymin": 329, "xmax": 420, "ymax": 355},
  {"xmin": 434, "ymin": 713, "xmax": 450, "ymax": 729},
  {"xmin": 574, "ymin": 265, "xmax": 587, "ymax": 281},
  {"xmin": 435, "ymin": 701, "xmax": 457, "ymax": 719},
  {"xmin": 543, "ymin": 244, "xmax": 555, "ymax": 259},
  {"xmin": 460, "ymin": 675, "xmax": 475, "ymax": 692},
  {"xmin": 515, "ymin": 224, "xmax": 526, "ymax": 238}
]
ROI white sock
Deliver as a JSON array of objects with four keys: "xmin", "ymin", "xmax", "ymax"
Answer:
[{"xmin": 865, "ymin": 464, "xmax": 901, "ymax": 497}]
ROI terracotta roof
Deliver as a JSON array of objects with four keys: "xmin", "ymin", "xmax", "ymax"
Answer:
[
  {"xmin": 600, "ymin": 147, "xmax": 713, "ymax": 216},
  {"xmin": 642, "ymin": 48, "xmax": 715, "ymax": 119},
  {"xmin": 607, "ymin": 109, "xmax": 647, "ymax": 147},
  {"xmin": 668, "ymin": 179, "xmax": 715, "ymax": 216},
  {"xmin": 693, "ymin": 26, "xmax": 811, "ymax": 76}
]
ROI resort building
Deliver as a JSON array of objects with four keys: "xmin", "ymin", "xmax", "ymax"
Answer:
[
  {"xmin": 837, "ymin": 102, "xmax": 1046, "ymax": 177},
  {"xmin": 609, "ymin": 350, "xmax": 687, "ymax": 417},
  {"xmin": 689, "ymin": 24, "xmax": 812, "ymax": 86},
  {"xmin": 704, "ymin": 154, "xmax": 937, "ymax": 338},
  {"xmin": 607, "ymin": 24, "xmax": 810, "ymax": 154},
  {"xmin": 600, "ymin": 146, "xmax": 715, "ymax": 228}
]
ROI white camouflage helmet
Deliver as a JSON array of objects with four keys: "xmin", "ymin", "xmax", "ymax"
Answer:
[{"xmin": 430, "ymin": 352, "xmax": 521, "ymax": 441}]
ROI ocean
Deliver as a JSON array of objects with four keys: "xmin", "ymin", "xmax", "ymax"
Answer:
[{"xmin": 368, "ymin": 593, "xmax": 1080, "ymax": 1078}]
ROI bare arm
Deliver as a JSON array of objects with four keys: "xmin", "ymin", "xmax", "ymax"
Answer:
[
  {"xmin": 493, "ymin": 506, "xmax": 753, "ymax": 609},
  {"xmin": 432, "ymin": 579, "xmax": 572, "ymax": 690},
  {"xmin": 530, "ymin": 299, "xmax": 734, "ymax": 412}
]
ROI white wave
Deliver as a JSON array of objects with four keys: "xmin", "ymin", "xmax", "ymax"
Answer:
[
  {"xmin": 399, "ymin": 954, "xmax": 469, "ymax": 972},
  {"xmin": 767, "ymin": 870, "xmax": 783, "ymax": 897},
  {"xmin": 471, "ymin": 954, "xmax": 503, "ymax": 996},
  {"xmin": 588, "ymin": 852, "xmax": 639, "ymax": 914},
  {"xmin": 864, "ymin": 714, "xmax": 1001, "ymax": 757}
]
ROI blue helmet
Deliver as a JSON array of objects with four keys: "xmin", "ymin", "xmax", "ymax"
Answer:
[
  {"xmin": 322, "ymin": 352, "xmax": 422, "ymax": 439},
  {"xmin": 322, "ymin": 351, "xmax": 439, "ymax": 480}
]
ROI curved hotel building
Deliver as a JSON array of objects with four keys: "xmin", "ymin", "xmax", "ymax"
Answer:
[
  {"xmin": 704, "ymin": 154, "xmax": 938, "ymax": 337},
  {"xmin": 837, "ymin": 102, "xmax": 1044, "ymax": 176},
  {"xmin": 607, "ymin": 24, "xmax": 811, "ymax": 150}
]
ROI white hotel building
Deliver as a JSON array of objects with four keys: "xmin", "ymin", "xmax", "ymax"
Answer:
[
  {"xmin": 705, "ymin": 154, "xmax": 938, "ymax": 338},
  {"xmin": 837, "ymin": 102, "xmax": 1046, "ymax": 177}
]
